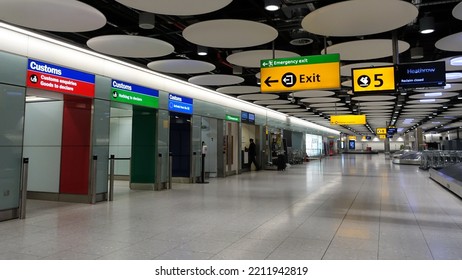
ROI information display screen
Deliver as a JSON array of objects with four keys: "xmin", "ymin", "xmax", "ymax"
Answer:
[{"xmin": 397, "ymin": 61, "xmax": 446, "ymax": 88}]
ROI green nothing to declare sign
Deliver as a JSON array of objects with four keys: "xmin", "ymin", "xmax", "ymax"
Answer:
[{"xmin": 111, "ymin": 80, "xmax": 159, "ymax": 108}]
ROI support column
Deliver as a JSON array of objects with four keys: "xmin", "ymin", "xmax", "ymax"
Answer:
[
  {"xmin": 415, "ymin": 127, "xmax": 424, "ymax": 151},
  {"xmin": 130, "ymin": 106, "xmax": 157, "ymax": 190}
]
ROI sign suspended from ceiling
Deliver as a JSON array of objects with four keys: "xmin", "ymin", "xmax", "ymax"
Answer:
[
  {"xmin": 351, "ymin": 65, "xmax": 396, "ymax": 93},
  {"xmin": 260, "ymin": 54, "xmax": 341, "ymax": 93},
  {"xmin": 330, "ymin": 114, "xmax": 366, "ymax": 125}
]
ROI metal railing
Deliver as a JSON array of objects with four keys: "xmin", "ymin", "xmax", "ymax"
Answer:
[{"xmin": 420, "ymin": 150, "xmax": 462, "ymax": 170}]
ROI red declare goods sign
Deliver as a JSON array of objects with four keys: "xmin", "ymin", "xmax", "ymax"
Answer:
[{"xmin": 26, "ymin": 59, "xmax": 95, "ymax": 97}]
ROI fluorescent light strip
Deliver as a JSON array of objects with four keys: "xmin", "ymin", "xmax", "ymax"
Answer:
[{"xmin": 0, "ymin": 22, "xmax": 340, "ymax": 135}]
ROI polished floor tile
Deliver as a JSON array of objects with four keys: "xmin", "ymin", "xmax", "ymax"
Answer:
[{"xmin": 2, "ymin": 154, "xmax": 462, "ymax": 259}]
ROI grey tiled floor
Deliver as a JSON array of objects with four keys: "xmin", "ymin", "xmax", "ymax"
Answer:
[{"xmin": 1, "ymin": 154, "xmax": 462, "ymax": 260}]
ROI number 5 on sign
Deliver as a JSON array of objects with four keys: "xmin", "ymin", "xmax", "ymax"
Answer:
[{"xmin": 352, "ymin": 66, "xmax": 396, "ymax": 93}]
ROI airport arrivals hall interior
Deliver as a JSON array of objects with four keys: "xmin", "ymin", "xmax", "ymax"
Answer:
[{"xmin": 1, "ymin": 0, "xmax": 462, "ymax": 260}]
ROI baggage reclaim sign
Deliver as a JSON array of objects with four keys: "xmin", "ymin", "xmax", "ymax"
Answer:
[{"xmin": 260, "ymin": 54, "xmax": 340, "ymax": 92}]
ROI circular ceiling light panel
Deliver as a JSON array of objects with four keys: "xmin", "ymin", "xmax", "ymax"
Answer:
[
  {"xmin": 216, "ymin": 86, "xmax": 261, "ymax": 95},
  {"xmin": 278, "ymin": 108, "xmax": 308, "ymax": 113},
  {"xmin": 116, "ymin": 0, "xmax": 232, "ymax": 16},
  {"xmin": 453, "ymin": 2, "xmax": 462, "ymax": 20},
  {"xmin": 308, "ymin": 103, "xmax": 346, "ymax": 108},
  {"xmin": 301, "ymin": 0, "xmax": 417, "ymax": 37},
  {"xmin": 436, "ymin": 32, "xmax": 462, "ymax": 52},
  {"xmin": 315, "ymin": 107, "xmax": 349, "ymax": 111},
  {"xmin": 407, "ymin": 99, "xmax": 450, "ymax": 104},
  {"xmin": 267, "ymin": 105, "xmax": 302, "ymax": 109},
  {"xmin": 87, "ymin": 35, "xmax": 174, "ymax": 58},
  {"xmin": 0, "ymin": 0, "xmax": 106, "ymax": 32},
  {"xmin": 323, "ymin": 39, "xmax": 409, "ymax": 61},
  {"xmin": 437, "ymin": 57, "xmax": 462, "ymax": 72},
  {"xmin": 227, "ymin": 50, "xmax": 299, "ymax": 68},
  {"xmin": 300, "ymin": 97, "xmax": 341, "ymax": 103},
  {"xmin": 405, "ymin": 104, "xmax": 443, "ymax": 109},
  {"xmin": 290, "ymin": 90, "xmax": 335, "ymax": 98},
  {"xmin": 352, "ymin": 95, "xmax": 396, "ymax": 101},
  {"xmin": 254, "ymin": 100, "xmax": 291, "ymax": 105},
  {"xmin": 188, "ymin": 74, "xmax": 244, "ymax": 86},
  {"xmin": 414, "ymin": 83, "xmax": 462, "ymax": 92},
  {"xmin": 359, "ymin": 101, "xmax": 395, "ymax": 107},
  {"xmin": 359, "ymin": 106, "xmax": 393, "ymax": 110},
  {"xmin": 341, "ymin": 62, "xmax": 393, "ymax": 77},
  {"xmin": 237, "ymin": 94, "xmax": 278, "ymax": 101},
  {"xmin": 147, "ymin": 59, "xmax": 215, "ymax": 74},
  {"xmin": 183, "ymin": 19, "xmax": 278, "ymax": 48},
  {"xmin": 408, "ymin": 92, "xmax": 459, "ymax": 99}
]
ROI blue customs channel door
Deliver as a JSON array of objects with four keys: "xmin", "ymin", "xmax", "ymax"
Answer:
[{"xmin": 168, "ymin": 94, "xmax": 193, "ymax": 178}]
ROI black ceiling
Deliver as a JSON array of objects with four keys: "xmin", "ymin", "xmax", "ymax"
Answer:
[{"xmin": 30, "ymin": 0, "xmax": 462, "ymax": 136}]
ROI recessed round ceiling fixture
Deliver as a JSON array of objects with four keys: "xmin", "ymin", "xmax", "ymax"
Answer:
[
  {"xmin": 183, "ymin": 19, "xmax": 278, "ymax": 48},
  {"xmin": 237, "ymin": 94, "xmax": 278, "ymax": 101},
  {"xmin": 278, "ymin": 108, "xmax": 308, "ymax": 113},
  {"xmin": 407, "ymin": 99, "xmax": 450, "ymax": 104},
  {"xmin": 315, "ymin": 107, "xmax": 349, "ymax": 111},
  {"xmin": 408, "ymin": 92, "xmax": 459, "ymax": 99},
  {"xmin": 414, "ymin": 83, "xmax": 462, "ymax": 92},
  {"xmin": 300, "ymin": 97, "xmax": 341, "ymax": 103},
  {"xmin": 406, "ymin": 104, "xmax": 443, "ymax": 108},
  {"xmin": 359, "ymin": 101, "xmax": 395, "ymax": 107},
  {"xmin": 0, "ymin": 0, "xmax": 106, "ymax": 32},
  {"xmin": 290, "ymin": 38, "xmax": 314, "ymax": 46},
  {"xmin": 216, "ymin": 86, "xmax": 261, "ymax": 95},
  {"xmin": 290, "ymin": 90, "xmax": 335, "ymax": 98},
  {"xmin": 147, "ymin": 59, "xmax": 215, "ymax": 74},
  {"xmin": 87, "ymin": 35, "xmax": 174, "ymax": 58},
  {"xmin": 267, "ymin": 105, "xmax": 301, "ymax": 109},
  {"xmin": 188, "ymin": 74, "xmax": 244, "ymax": 86},
  {"xmin": 301, "ymin": 0, "xmax": 417, "ymax": 36},
  {"xmin": 435, "ymin": 32, "xmax": 462, "ymax": 52},
  {"xmin": 308, "ymin": 103, "xmax": 346, "ymax": 108},
  {"xmin": 227, "ymin": 50, "xmax": 299, "ymax": 68},
  {"xmin": 115, "ymin": 0, "xmax": 232, "ymax": 16},
  {"xmin": 323, "ymin": 39, "xmax": 409, "ymax": 61},
  {"xmin": 254, "ymin": 99, "xmax": 291, "ymax": 105},
  {"xmin": 352, "ymin": 96, "xmax": 396, "ymax": 101}
]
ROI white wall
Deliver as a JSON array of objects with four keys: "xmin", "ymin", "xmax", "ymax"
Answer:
[{"xmin": 23, "ymin": 100, "xmax": 63, "ymax": 193}]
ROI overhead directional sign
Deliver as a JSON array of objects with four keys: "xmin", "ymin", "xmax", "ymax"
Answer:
[
  {"xmin": 330, "ymin": 114, "xmax": 366, "ymax": 125},
  {"xmin": 376, "ymin": 127, "xmax": 387, "ymax": 135},
  {"xmin": 260, "ymin": 54, "xmax": 340, "ymax": 92},
  {"xmin": 352, "ymin": 66, "xmax": 396, "ymax": 93}
]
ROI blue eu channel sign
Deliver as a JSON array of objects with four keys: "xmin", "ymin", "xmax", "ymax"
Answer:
[{"xmin": 168, "ymin": 93, "xmax": 193, "ymax": 114}]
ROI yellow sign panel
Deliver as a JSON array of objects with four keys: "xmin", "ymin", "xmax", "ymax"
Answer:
[
  {"xmin": 330, "ymin": 115, "xmax": 366, "ymax": 125},
  {"xmin": 378, "ymin": 134, "xmax": 387, "ymax": 139},
  {"xmin": 348, "ymin": 136, "xmax": 357, "ymax": 140},
  {"xmin": 352, "ymin": 66, "xmax": 396, "ymax": 93},
  {"xmin": 376, "ymin": 127, "xmax": 387, "ymax": 135},
  {"xmin": 260, "ymin": 54, "xmax": 340, "ymax": 93}
]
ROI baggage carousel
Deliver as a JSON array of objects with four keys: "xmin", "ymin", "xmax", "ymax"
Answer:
[{"xmin": 429, "ymin": 163, "xmax": 462, "ymax": 198}]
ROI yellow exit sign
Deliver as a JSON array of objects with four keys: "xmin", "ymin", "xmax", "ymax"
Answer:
[
  {"xmin": 260, "ymin": 54, "xmax": 340, "ymax": 93},
  {"xmin": 330, "ymin": 114, "xmax": 366, "ymax": 125},
  {"xmin": 352, "ymin": 66, "xmax": 396, "ymax": 93},
  {"xmin": 376, "ymin": 127, "xmax": 387, "ymax": 135}
]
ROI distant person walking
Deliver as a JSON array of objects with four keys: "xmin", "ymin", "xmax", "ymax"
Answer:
[{"xmin": 248, "ymin": 138, "xmax": 260, "ymax": 171}]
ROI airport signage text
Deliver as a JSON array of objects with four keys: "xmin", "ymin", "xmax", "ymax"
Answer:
[
  {"xmin": 260, "ymin": 54, "xmax": 340, "ymax": 92},
  {"xmin": 351, "ymin": 66, "xmax": 396, "ymax": 93},
  {"xmin": 111, "ymin": 80, "xmax": 159, "ymax": 108},
  {"xmin": 168, "ymin": 93, "xmax": 193, "ymax": 114},
  {"xmin": 27, "ymin": 59, "xmax": 95, "ymax": 97}
]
